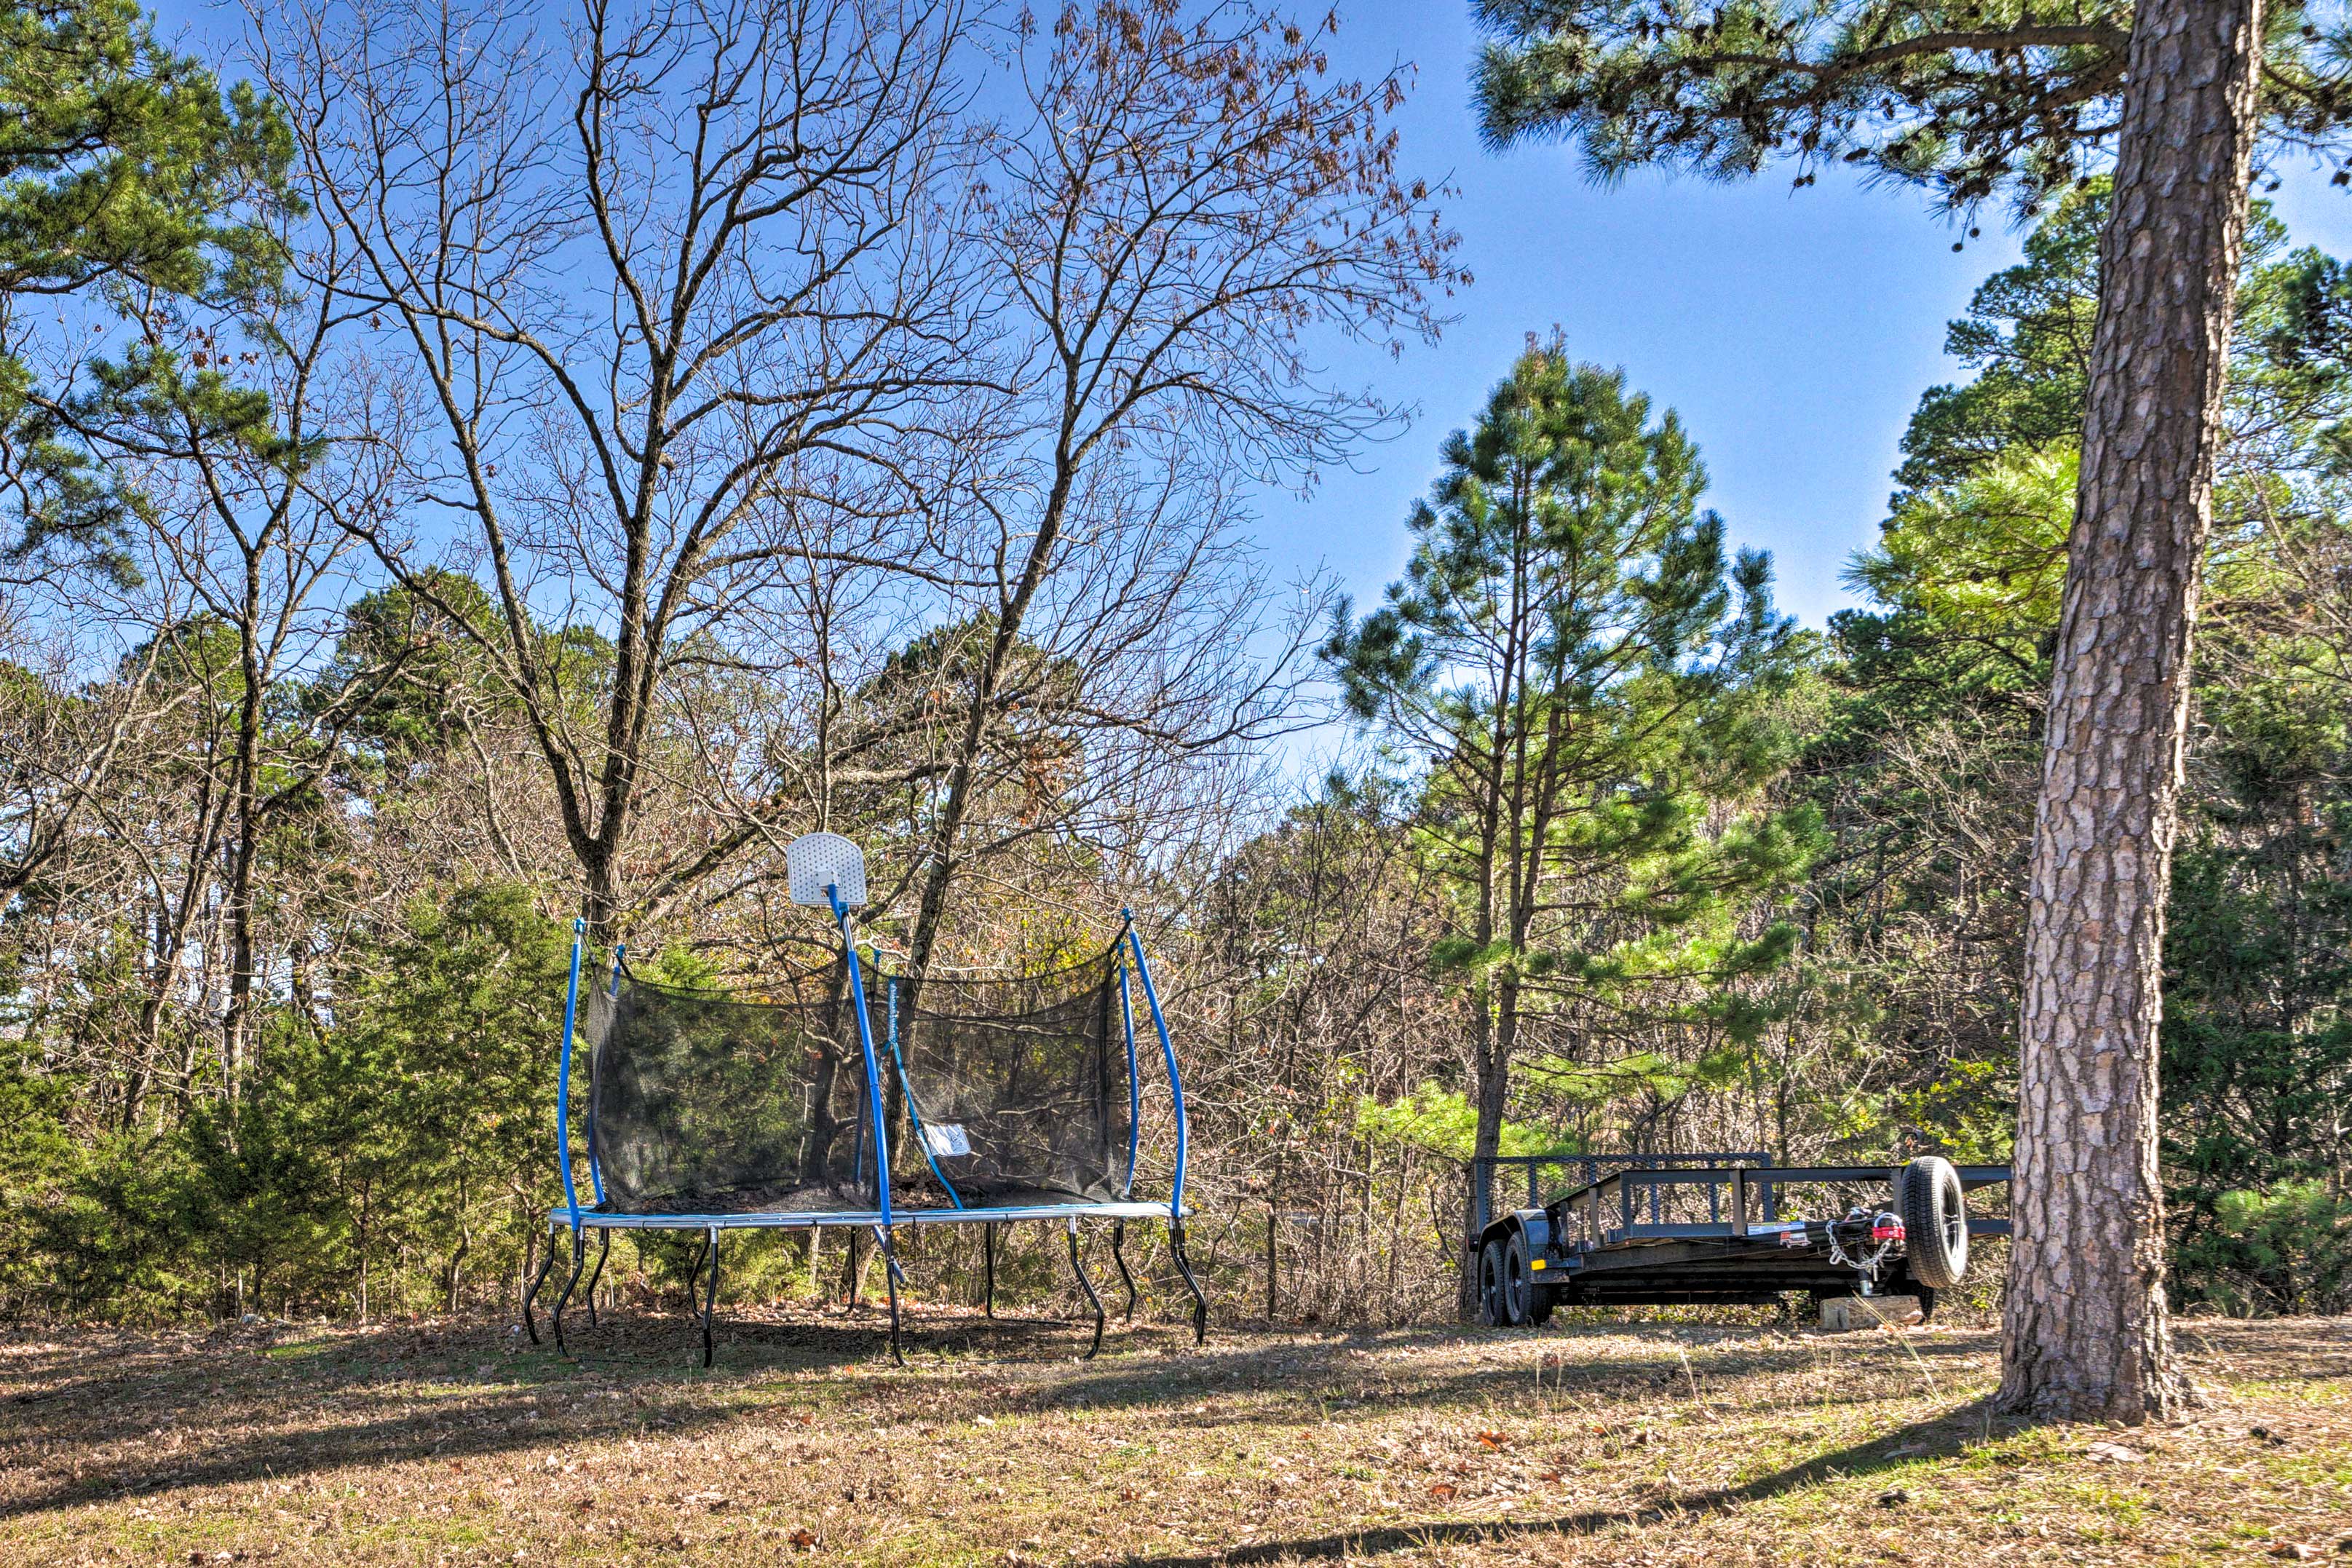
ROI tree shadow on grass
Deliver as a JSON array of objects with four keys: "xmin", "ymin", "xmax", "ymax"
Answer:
[
  {"xmin": 2167, "ymin": 1318, "xmax": 2352, "ymax": 1384},
  {"xmin": 0, "ymin": 1315, "xmax": 1992, "ymax": 1524},
  {"xmin": 0, "ymin": 1310, "xmax": 1186, "ymax": 1520},
  {"xmin": 1034, "ymin": 1322, "xmax": 1997, "ymax": 1428},
  {"xmin": 0, "ymin": 1314, "xmax": 849, "ymax": 1521},
  {"xmin": 1088, "ymin": 1399, "xmax": 2014, "ymax": 1567},
  {"xmin": 557, "ymin": 1300, "xmax": 1106, "ymax": 1367}
]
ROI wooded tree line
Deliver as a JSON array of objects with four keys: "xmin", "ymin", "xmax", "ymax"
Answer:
[{"xmin": 3, "ymin": 0, "xmax": 2349, "ymax": 1382}]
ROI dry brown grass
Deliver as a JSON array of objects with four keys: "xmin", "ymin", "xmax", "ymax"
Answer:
[{"xmin": 2, "ymin": 1302, "xmax": 2348, "ymax": 1566}]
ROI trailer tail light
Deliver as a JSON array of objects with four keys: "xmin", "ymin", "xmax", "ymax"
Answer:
[{"xmin": 1872, "ymin": 1221, "xmax": 1906, "ymax": 1242}]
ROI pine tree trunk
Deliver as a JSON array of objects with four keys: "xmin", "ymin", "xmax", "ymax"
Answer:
[
  {"xmin": 1459, "ymin": 991, "xmax": 1499, "ymax": 1316},
  {"xmin": 1999, "ymin": 0, "xmax": 2261, "ymax": 1422},
  {"xmin": 1459, "ymin": 847, "xmax": 1505, "ymax": 1317}
]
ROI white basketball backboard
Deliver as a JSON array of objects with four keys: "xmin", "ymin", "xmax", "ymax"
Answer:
[{"xmin": 786, "ymin": 831, "xmax": 867, "ymax": 908}]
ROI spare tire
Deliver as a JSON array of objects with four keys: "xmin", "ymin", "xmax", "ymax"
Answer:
[{"xmin": 1899, "ymin": 1156, "xmax": 1970, "ymax": 1289}]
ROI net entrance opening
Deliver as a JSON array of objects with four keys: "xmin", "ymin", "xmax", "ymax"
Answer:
[
  {"xmin": 890, "ymin": 944, "xmax": 1134, "ymax": 1208},
  {"xmin": 587, "ymin": 965, "xmax": 879, "ymax": 1216}
]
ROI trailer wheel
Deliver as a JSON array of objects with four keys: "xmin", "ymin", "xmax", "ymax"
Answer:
[
  {"xmin": 1899, "ymin": 1156, "xmax": 1969, "ymax": 1289},
  {"xmin": 1478, "ymin": 1237, "xmax": 1510, "ymax": 1326},
  {"xmin": 1507, "ymin": 1230, "xmax": 1556, "ymax": 1326},
  {"xmin": 1502, "ymin": 1230, "xmax": 1546, "ymax": 1327}
]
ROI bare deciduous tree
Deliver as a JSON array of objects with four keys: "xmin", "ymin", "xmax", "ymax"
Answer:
[
  {"xmin": 897, "ymin": 0, "xmax": 1462, "ymax": 979},
  {"xmin": 261, "ymin": 0, "xmax": 982, "ymax": 940}
]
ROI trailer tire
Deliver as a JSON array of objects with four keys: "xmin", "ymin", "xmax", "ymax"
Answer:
[
  {"xmin": 1478, "ymin": 1237, "xmax": 1510, "ymax": 1327},
  {"xmin": 1503, "ymin": 1230, "xmax": 1547, "ymax": 1327},
  {"xmin": 1512, "ymin": 1228, "xmax": 1556, "ymax": 1326},
  {"xmin": 1899, "ymin": 1156, "xmax": 1969, "ymax": 1289}
]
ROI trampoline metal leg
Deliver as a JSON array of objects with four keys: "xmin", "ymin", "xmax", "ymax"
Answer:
[
  {"xmin": 879, "ymin": 1227, "xmax": 903, "ymax": 1367},
  {"xmin": 1109, "ymin": 1219, "xmax": 1137, "ymax": 1323},
  {"xmin": 523, "ymin": 1227, "xmax": 560, "ymax": 1346},
  {"xmin": 1068, "ymin": 1218, "xmax": 1106, "ymax": 1360},
  {"xmin": 552, "ymin": 1228, "xmax": 589, "ymax": 1355},
  {"xmin": 700, "ymin": 1227, "xmax": 719, "ymax": 1370},
  {"xmin": 1168, "ymin": 1219, "xmax": 1208, "ymax": 1347},
  {"xmin": 846, "ymin": 1226, "xmax": 862, "ymax": 1308},
  {"xmin": 983, "ymin": 1222, "xmax": 997, "ymax": 1318},
  {"xmin": 582, "ymin": 1229, "xmax": 612, "ymax": 1327}
]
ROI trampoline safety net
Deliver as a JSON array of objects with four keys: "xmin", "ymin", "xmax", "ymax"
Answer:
[
  {"xmin": 890, "ymin": 946, "xmax": 1134, "ymax": 1208},
  {"xmin": 580, "ymin": 942, "xmax": 1141, "ymax": 1216},
  {"xmin": 587, "ymin": 970, "xmax": 881, "ymax": 1215}
]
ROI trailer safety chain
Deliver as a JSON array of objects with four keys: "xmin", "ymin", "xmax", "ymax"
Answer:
[{"xmin": 1823, "ymin": 1205, "xmax": 1906, "ymax": 1292}]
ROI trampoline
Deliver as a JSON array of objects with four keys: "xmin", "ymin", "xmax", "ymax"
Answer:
[{"xmin": 520, "ymin": 832, "xmax": 1208, "ymax": 1365}]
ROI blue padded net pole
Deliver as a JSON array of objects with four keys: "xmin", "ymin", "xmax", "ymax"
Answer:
[
  {"xmin": 556, "ymin": 918, "xmax": 586, "ymax": 1230},
  {"xmin": 828, "ymin": 890, "xmax": 893, "ymax": 1232},
  {"xmin": 1122, "ymin": 912, "xmax": 1186, "ymax": 1219}
]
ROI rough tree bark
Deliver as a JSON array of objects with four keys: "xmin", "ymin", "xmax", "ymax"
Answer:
[{"xmin": 1999, "ymin": 0, "xmax": 2262, "ymax": 1422}]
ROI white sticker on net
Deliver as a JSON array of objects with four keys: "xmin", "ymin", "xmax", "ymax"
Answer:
[{"xmin": 922, "ymin": 1123, "xmax": 972, "ymax": 1158}]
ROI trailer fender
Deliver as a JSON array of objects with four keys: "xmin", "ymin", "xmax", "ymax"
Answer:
[
  {"xmin": 1480, "ymin": 1208, "xmax": 1556, "ymax": 1267},
  {"xmin": 1511, "ymin": 1208, "xmax": 1555, "ymax": 1270}
]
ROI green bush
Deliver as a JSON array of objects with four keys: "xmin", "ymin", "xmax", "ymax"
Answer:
[{"xmin": 2187, "ymin": 1180, "xmax": 2352, "ymax": 1316}]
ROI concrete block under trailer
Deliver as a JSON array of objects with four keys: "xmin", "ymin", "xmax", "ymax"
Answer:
[{"xmin": 1474, "ymin": 1156, "xmax": 2011, "ymax": 1327}]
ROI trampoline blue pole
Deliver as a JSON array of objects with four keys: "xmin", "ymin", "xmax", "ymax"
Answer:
[
  {"xmin": 556, "ymin": 919, "xmax": 586, "ymax": 1231},
  {"xmin": 1122, "ymin": 913, "xmax": 1186, "ymax": 1219},
  {"xmin": 829, "ymin": 889, "xmax": 894, "ymax": 1233}
]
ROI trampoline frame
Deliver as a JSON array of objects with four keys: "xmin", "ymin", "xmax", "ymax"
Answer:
[{"xmin": 523, "ymin": 902, "xmax": 1208, "ymax": 1367}]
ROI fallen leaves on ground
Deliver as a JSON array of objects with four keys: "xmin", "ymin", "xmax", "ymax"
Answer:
[{"xmin": 0, "ymin": 1311, "xmax": 2345, "ymax": 1566}]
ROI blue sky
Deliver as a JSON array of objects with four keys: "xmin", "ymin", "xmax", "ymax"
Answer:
[
  {"xmin": 1266, "ymin": 0, "xmax": 2352, "ymax": 633},
  {"xmin": 168, "ymin": 0, "xmax": 2352, "ymax": 639}
]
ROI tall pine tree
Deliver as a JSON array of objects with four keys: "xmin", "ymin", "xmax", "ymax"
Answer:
[
  {"xmin": 0, "ymin": 0, "xmax": 289, "ymax": 571},
  {"xmin": 1326, "ymin": 339, "xmax": 1815, "ymax": 1302}
]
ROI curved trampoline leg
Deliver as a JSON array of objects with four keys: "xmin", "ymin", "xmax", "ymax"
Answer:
[
  {"xmin": 582, "ymin": 1229, "xmax": 612, "ymax": 1327},
  {"xmin": 1109, "ymin": 1219, "xmax": 1137, "ymax": 1323},
  {"xmin": 700, "ymin": 1227, "xmax": 720, "ymax": 1370},
  {"xmin": 552, "ymin": 1228, "xmax": 589, "ymax": 1355},
  {"xmin": 1168, "ymin": 1220, "xmax": 1208, "ymax": 1347},
  {"xmin": 523, "ymin": 1228, "xmax": 559, "ymax": 1346},
  {"xmin": 1068, "ymin": 1219, "xmax": 1106, "ymax": 1360},
  {"xmin": 983, "ymin": 1223, "xmax": 997, "ymax": 1318},
  {"xmin": 879, "ymin": 1227, "xmax": 903, "ymax": 1367}
]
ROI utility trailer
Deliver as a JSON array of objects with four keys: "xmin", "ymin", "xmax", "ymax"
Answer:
[{"xmin": 1470, "ymin": 1153, "xmax": 2012, "ymax": 1328}]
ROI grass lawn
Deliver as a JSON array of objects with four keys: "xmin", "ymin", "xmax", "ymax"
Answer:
[{"xmin": 3, "ymin": 1304, "xmax": 2348, "ymax": 1565}]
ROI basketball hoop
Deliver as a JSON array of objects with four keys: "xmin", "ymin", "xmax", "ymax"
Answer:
[{"xmin": 786, "ymin": 831, "xmax": 867, "ymax": 908}]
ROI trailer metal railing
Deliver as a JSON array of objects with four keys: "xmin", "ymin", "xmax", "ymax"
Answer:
[
  {"xmin": 1470, "ymin": 1152, "xmax": 1775, "ymax": 1241},
  {"xmin": 1545, "ymin": 1163, "xmax": 2015, "ymax": 1250}
]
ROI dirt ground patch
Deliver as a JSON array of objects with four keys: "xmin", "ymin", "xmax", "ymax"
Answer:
[{"xmin": 2, "ymin": 1306, "xmax": 2347, "ymax": 1565}]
